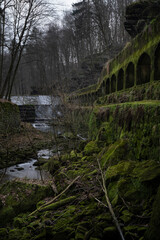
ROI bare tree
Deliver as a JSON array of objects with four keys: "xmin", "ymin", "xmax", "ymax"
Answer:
[{"xmin": 0, "ymin": 0, "xmax": 54, "ymax": 100}]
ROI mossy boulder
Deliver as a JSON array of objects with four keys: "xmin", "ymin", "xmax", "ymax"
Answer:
[
  {"xmin": 101, "ymin": 139, "xmax": 130, "ymax": 167},
  {"xmin": 131, "ymin": 160, "xmax": 160, "ymax": 182},
  {"xmin": 39, "ymin": 196, "xmax": 77, "ymax": 212},
  {"xmin": 106, "ymin": 160, "xmax": 135, "ymax": 180},
  {"xmin": 84, "ymin": 141, "xmax": 100, "ymax": 155}
]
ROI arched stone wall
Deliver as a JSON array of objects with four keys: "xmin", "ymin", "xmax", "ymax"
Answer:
[
  {"xmin": 117, "ymin": 68, "xmax": 124, "ymax": 91},
  {"xmin": 126, "ymin": 62, "xmax": 135, "ymax": 88},
  {"xmin": 111, "ymin": 75, "xmax": 116, "ymax": 93},
  {"xmin": 102, "ymin": 81, "xmax": 106, "ymax": 95},
  {"xmin": 137, "ymin": 53, "xmax": 151, "ymax": 85},
  {"xmin": 70, "ymin": 18, "xmax": 160, "ymax": 105},
  {"xmin": 154, "ymin": 42, "xmax": 160, "ymax": 80}
]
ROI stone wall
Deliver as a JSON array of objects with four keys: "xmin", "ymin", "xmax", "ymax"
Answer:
[
  {"xmin": 69, "ymin": 16, "xmax": 160, "ymax": 105},
  {"xmin": 0, "ymin": 100, "xmax": 21, "ymax": 134}
]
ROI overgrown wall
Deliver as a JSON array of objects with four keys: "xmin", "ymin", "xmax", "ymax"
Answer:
[
  {"xmin": 69, "ymin": 16, "xmax": 160, "ymax": 105},
  {"xmin": 0, "ymin": 100, "xmax": 21, "ymax": 134}
]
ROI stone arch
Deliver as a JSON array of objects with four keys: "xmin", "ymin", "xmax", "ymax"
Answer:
[
  {"xmin": 137, "ymin": 52, "xmax": 151, "ymax": 85},
  {"xmin": 102, "ymin": 81, "xmax": 106, "ymax": 95},
  {"xmin": 111, "ymin": 74, "xmax": 116, "ymax": 93},
  {"xmin": 117, "ymin": 68, "xmax": 124, "ymax": 91},
  {"xmin": 154, "ymin": 42, "xmax": 160, "ymax": 80},
  {"xmin": 106, "ymin": 78, "xmax": 110, "ymax": 94},
  {"xmin": 126, "ymin": 62, "xmax": 135, "ymax": 88}
]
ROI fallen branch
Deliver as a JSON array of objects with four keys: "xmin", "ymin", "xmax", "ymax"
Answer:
[
  {"xmin": 96, "ymin": 149, "xmax": 125, "ymax": 240},
  {"xmin": 29, "ymin": 175, "xmax": 80, "ymax": 216},
  {"xmin": 91, "ymin": 193, "xmax": 108, "ymax": 209},
  {"xmin": 38, "ymin": 195, "xmax": 76, "ymax": 212}
]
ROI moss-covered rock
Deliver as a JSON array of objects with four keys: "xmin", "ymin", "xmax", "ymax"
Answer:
[
  {"xmin": 131, "ymin": 160, "xmax": 160, "ymax": 182},
  {"xmin": 39, "ymin": 196, "xmax": 77, "ymax": 212},
  {"xmin": 0, "ymin": 181, "xmax": 53, "ymax": 227},
  {"xmin": 106, "ymin": 160, "xmax": 135, "ymax": 180},
  {"xmin": 84, "ymin": 141, "xmax": 100, "ymax": 155}
]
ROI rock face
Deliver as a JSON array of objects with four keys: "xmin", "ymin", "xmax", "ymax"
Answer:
[{"xmin": 124, "ymin": 0, "xmax": 160, "ymax": 37}]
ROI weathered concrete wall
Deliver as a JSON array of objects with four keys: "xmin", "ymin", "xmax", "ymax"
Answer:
[{"xmin": 0, "ymin": 100, "xmax": 21, "ymax": 134}]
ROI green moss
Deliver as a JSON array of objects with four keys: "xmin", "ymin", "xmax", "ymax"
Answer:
[
  {"xmin": 0, "ymin": 206, "xmax": 15, "ymax": 226},
  {"xmin": 145, "ymin": 185, "xmax": 160, "ymax": 240},
  {"xmin": 0, "ymin": 101, "xmax": 21, "ymax": 134},
  {"xmin": 44, "ymin": 156, "xmax": 60, "ymax": 174},
  {"xmin": 120, "ymin": 210, "xmax": 133, "ymax": 223},
  {"xmin": 131, "ymin": 160, "xmax": 160, "ymax": 182},
  {"xmin": 8, "ymin": 229, "xmax": 24, "ymax": 240},
  {"xmin": 39, "ymin": 196, "xmax": 76, "ymax": 212},
  {"xmin": 89, "ymin": 112, "xmax": 99, "ymax": 139},
  {"xmin": 101, "ymin": 140, "xmax": 129, "ymax": 167},
  {"xmin": 0, "ymin": 228, "xmax": 8, "ymax": 240},
  {"xmin": 70, "ymin": 150, "xmax": 77, "ymax": 159},
  {"xmin": 0, "ymin": 181, "xmax": 53, "ymax": 226},
  {"xmin": 75, "ymin": 225, "xmax": 88, "ymax": 240},
  {"xmin": 36, "ymin": 200, "xmax": 46, "ymax": 209},
  {"xmin": 84, "ymin": 141, "xmax": 100, "ymax": 155},
  {"xmin": 106, "ymin": 160, "xmax": 135, "ymax": 180},
  {"xmin": 108, "ymin": 182, "xmax": 119, "ymax": 206},
  {"xmin": 13, "ymin": 217, "xmax": 27, "ymax": 228},
  {"xmin": 98, "ymin": 122, "xmax": 115, "ymax": 144}
]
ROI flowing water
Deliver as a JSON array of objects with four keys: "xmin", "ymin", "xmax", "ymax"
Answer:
[
  {"xmin": 11, "ymin": 95, "xmax": 61, "ymax": 133},
  {"xmin": 0, "ymin": 95, "xmax": 61, "ymax": 182}
]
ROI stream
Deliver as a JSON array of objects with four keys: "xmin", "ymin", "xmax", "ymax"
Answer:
[{"xmin": 0, "ymin": 95, "xmax": 61, "ymax": 182}]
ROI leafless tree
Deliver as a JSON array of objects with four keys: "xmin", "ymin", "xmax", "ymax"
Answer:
[{"xmin": 0, "ymin": 0, "xmax": 55, "ymax": 100}]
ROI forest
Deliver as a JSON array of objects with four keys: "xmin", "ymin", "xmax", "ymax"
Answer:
[
  {"xmin": 0, "ymin": 1, "xmax": 160, "ymax": 240},
  {"xmin": 0, "ymin": 0, "xmax": 135, "ymax": 98}
]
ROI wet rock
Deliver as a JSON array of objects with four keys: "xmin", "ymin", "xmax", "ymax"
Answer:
[{"xmin": 15, "ymin": 167, "xmax": 24, "ymax": 171}]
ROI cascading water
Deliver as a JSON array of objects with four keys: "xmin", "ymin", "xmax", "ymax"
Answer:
[
  {"xmin": 11, "ymin": 95, "xmax": 61, "ymax": 132},
  {"xmin": 0, "ymin": 95, "xmax": 62, "ymax": 182}
]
